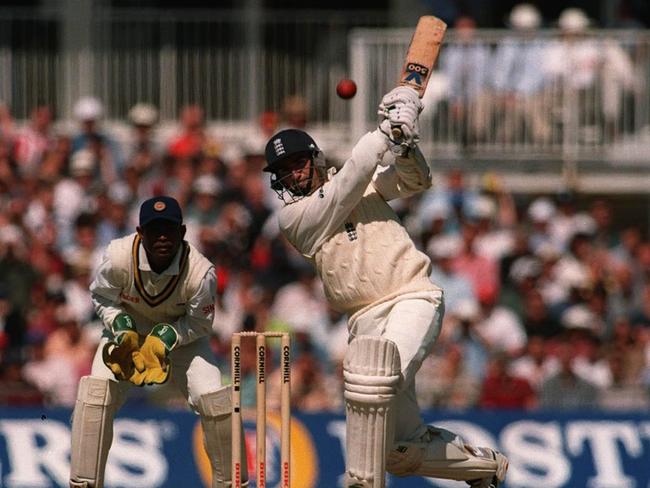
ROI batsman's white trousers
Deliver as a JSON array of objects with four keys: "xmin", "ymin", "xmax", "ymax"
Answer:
[
  {"xmin": 348, "ymin": 290, "xmax": 444, "ymax": 442},
  {"xmin": 89, "ymin": 336, "xmax": 224, "ymax": 411}
]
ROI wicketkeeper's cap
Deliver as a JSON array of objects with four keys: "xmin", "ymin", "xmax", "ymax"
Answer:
[
  {"xmin": 263, "ymin": 129, "xmax": 320, "ymax": 172},
  {"xmin": 139, "ymin": 196, "xmax": 183, "ymax": 227}
]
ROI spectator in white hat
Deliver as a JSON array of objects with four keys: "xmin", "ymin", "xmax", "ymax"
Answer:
[
  {"xmin": 427, "ymin": 234, "xmax": 476, "ymax": 314},
  {"xmin": 70, "ymin": 96, "xmax": 124, "ymax": 177},
  {"xmin": 184, "ymin": 174, "xmax": 222, "ymax": 252},
  {"xmin": 526, "ymin": 197, "xmax": 556, "ymax": 253},
  {"xmin": 96, "ymin": 181, "xmax": 133, "ymax": 248},
  {"xmin": 53, "ymin": 149, "xmax": 100, "ymax": 252},
  {"xmin": 126, "ymin": 102, "xmax": 161, "ymax": 175},
  {"xmin": 468, "ymin": 194, "xmax": 516, "ymax": 262},
  {"xmin": 491, "ymin": 3, "xmax": 552, "ymax": 144},
  {"xmin": 545, "ymin": 8, "xmax": 636, "ymax": 141}
]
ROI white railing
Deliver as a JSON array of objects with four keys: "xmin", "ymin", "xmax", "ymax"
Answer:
[
  {"xmin": 351, "ymin": 28, "xmax": 650, "ymax": 164},
  {"xmin": 1, "ymin": 8, "xmax": 650, "ymax": 167}
]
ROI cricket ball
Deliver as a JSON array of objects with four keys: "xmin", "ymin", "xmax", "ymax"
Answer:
[{"xmin": 336, "ymin": 79, "xmax": 357, "ymax": 99}]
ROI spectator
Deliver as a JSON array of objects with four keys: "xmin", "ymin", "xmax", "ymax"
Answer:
[
  {"xmin": 544, "ymin": 8, "xmax": 636, "ymax": 143},
  {"xmin": 126, "ymin": 102, "xmax": 161, "ymax": 174},
  {"xmin": 96, "ymin": 182, "xmax": 133, "ymax": 247},
  {"xmin": 474, "ymin": 287, "xmax": 527, "ymax": 356},
  {"xmin": 13, "ymin": 103, "xmax": 56, "ymax": 176},
  {"xmin": 478, "ymin": 353, "xmax": 537, "ymax": 409},
  {"xmin": 185, "ymin": 174, "xmax": 222, "ymax": 252},
  {"xmin": 427, "ymin": 234, "xmax": 476, "ymax": 314},
  {"xmin": 439, "ymin": 15, "xmax": 492, "ymax": 147},
  {"xmin": 452, "ymin": 218, "xmax": 501, "ymax": 305},
  {"xmin": 168, "ymin": 104, "xmax": 217, "ymax": 160},
  {"xmin": 0, "ymin": 351, "xmax": 44, "ymax": 406},
  {"xmin": 53, "ymin": 148, "xmax": 101, "ymax": 251},
  {"xmin": 540, "ymin": 342, "xmax": 599, "ymax": 410},
  {"xmin": 510, "ymin": 336, "xmax": 559, "ymax": 391},
  {"xmin": 70, "ymin": 96, "xmax": 123, "ymax": 177},
  {"xmin": 492, "ymin": 4, "xmax": 552, "ymax": 144},
  {"xmin": 280, "ymin": 95, "xmax": 309, "ymax": 130}
]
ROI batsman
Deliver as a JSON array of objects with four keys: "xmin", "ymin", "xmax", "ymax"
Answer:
[
  {"xmin": 263, "ymin": 86, "xmax": 508, "ymax": 487},
  {"xmin": 68, "ymin": 196, "xmax": 247, "ymax": 488}
]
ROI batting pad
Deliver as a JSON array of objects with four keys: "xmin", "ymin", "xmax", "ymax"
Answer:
[
  {"xmin": 386, "ymin": 426, "xmax": 507, "ymax": 483},
  {"xmin": 69, "ymin": 376, "xmax": 118, "ymax": 488},
  {"xmin": 198, "ymin": 386, "xmax": 249, "ymax": 488},
  {"xmin": 344, "ymin": 336, "xmax": 402, "ymax": 488}
]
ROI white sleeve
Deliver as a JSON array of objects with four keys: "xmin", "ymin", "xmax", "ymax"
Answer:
[
  {"xmin": 173, "ymin": 268, "xmax": 216, "ymax": 346},
  {"xmin": 89, "ymin": 251, "xmax": 126, "ymax": 332},
  {"xmin": 372, "ymin": 145, "xmax": 432, "ymax": 201},
  {"xmin": 279, "ymin": 130, "xmax": 390, "ymax": 257}
]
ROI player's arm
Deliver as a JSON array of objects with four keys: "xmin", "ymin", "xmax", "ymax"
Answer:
[
  {"xmin": 372, "ymin": 86, "xmax": 431, "ymax": 200},
  {"xmin": 372, "ymin": 145, "xmax": 432, "ymax": 201},
  {"xmin": 90, "ymin": 251, "xmax": 128, "ymax": 329},
  {"xmin": 90, "ymin": 251, "xmax": 140, "ymax": 381}
]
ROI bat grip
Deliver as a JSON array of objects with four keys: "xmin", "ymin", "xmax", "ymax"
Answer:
[{"xmin": 391, "ymin": 125, "xmax": 403, "ymax": 141}]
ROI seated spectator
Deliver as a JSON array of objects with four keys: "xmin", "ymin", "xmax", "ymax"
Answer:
[
  {"xmin": 417, "ymin": 342, "xmax": 483, "ymax": 410},
  {"xmin": 478, "ymin": 353, "xmax": 537, "ymax": 409},
  {"xmin": 491, "ymin": 4, "xmax": 552, "ymax": 145},
  {"xmin": 599, "ymin": 346, "xmax": 650, "ymax": 411},
  {"xmin": 126, "ymin": 102, "xmax": 161, "ymax": 174},
  {"xmin": 475, "ymin": 287, "xmax": 527, "ymax": 356},
  {"xmin": 520, "ymin": 288, "xmax": 563, "ymax": 339},
  {"xmin": 427, "ymin": 234, "xmax": 476, "ymax": 314},
  {"xmin": 13, "ymin": 103, "xmax": 56, "ymax": 176},
  {"xmin": 168, "ymin": 104, "xmax": 217, "ymax": 160},
  {"xmin": 510, "ymin": 336, "xmax": 559, "ymax": 392},
  {"xmin": 70, "ymin": 96, "xmax": 123, "ymax": 177},
  {"xmin": 452, "ymin": 218, "xmax": 500, "ymax": 302},
  {"xmin": 539, "ymin": 342, "xmax": 598, "ymax": 410},
  {"xmin": 0, "ymin": 350, "xmax": 44, "ymax": 406},
  {"xmin": 438, "ymin": 15, "xmax": 492, "ymax": 147}
]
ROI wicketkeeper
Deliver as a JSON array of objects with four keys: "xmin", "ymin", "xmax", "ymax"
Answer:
[
  {"xmin": 262, "ymin": 86, "xmax": 509, "ymax": 488},
  {"xmin": 69, "ymin": 196, "xmax": 247, "ymax": 488}
]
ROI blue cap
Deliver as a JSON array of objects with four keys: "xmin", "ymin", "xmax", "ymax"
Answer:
[{"xmin": 139, "ymin": 196, "xmax": 183, "ymax": 227}]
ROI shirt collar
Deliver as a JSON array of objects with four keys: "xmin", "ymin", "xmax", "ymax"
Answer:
[{"xmin": 138, "ymin": 242, "xmax": 182, "ymax": 276}]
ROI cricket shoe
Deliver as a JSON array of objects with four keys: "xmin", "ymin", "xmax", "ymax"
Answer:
[{"xmin": 465, "ymin": 448, "xmax": 509, "ymax": 488}]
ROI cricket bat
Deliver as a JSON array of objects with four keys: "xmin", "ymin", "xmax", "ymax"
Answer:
[{"xmin": 392, "ymin": 15, "xmax": 447, "ymax": 140}]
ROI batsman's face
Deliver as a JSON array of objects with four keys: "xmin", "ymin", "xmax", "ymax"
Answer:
[
  {"xmin": 137, "ymin": 220, "xmax": 185, "ymax": 263},
  {"xmin": 275, "ymin": 155, "xmax": 322, "ymax": 195}
]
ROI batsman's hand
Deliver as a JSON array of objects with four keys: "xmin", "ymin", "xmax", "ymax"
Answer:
[
  {"xmin": 102, "ymin": 313, "xmax": 140, "ymax": 381},
  {"xmin": 378, "ymin": 86, "xmax": 423, "ymax": 151},
  {"xmin": 130, "ymin": 323, "xmax": 178, "ymax": 385}
]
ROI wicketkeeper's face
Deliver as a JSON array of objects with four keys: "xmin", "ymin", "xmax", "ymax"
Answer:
[{"xmin": 138, "ymin": 220, "xmax": 186, "ymax": 263}]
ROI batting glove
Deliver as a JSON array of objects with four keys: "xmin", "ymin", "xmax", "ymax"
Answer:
[
  {"xmin": 130, "ymin": 323, "xmax": 178, "ymax": 385},
  {"xmin": 378, "ymin": 86, "xmax": 423, "ymax": 151},
  {"xmin": 102, "ymin": 313, "xmax": 140, "ymax": 381}
]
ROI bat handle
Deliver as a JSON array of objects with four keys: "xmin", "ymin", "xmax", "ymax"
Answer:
[{"xmin": 391, "ymin": 125, "xmax": 403, "ymax": 141}]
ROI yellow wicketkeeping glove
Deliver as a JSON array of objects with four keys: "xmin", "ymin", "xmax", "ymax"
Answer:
[
  {"xmin": 102, "ymin": 313, "xmax": 140, "ymax": 381},
  {"xmin": 130, "ymin": 323, "xmax": 178, "ymax": 385}
]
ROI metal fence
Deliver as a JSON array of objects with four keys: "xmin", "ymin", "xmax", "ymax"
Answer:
[
  {"xmin": 0, "ymin": 8, "xmax": 387, "ymax": 122},
  {"xmin": 2, "ymin": 8, "xmax": 650, "ymax": 170},
  {"xmin": 351, "ymin": 28, "xmax": 650, "ymax": 165}
]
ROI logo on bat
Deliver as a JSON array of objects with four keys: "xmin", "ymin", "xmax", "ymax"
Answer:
[{"xmin": 403, "ymin": 63, "xmax": 429, "ymax": 86}]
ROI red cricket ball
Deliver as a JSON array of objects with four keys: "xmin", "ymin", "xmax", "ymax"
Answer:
[{"xmin": 336, "ymin": 79, "xmax": 357, "ymax": 99}]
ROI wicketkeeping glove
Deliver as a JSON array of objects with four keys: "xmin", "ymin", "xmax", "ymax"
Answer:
[
  {"xmin": 378, "ymin": 86, "xmax": 423, "ymax": 152},
  {"xmin": 130, "ymin": 323, "xmax": 178, "ymax": 385},
  {"xmin": 102, "ymin": 313, "xmax": 140, "ymax": 381}
]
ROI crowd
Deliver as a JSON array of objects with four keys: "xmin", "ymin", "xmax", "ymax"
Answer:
[
  {"xmin": 0, "ymin": 8, "xmax": 649, "ymax": 415},
  {"xmin": 424, "ymin": 5, "xmax": 639, "ymax": 148}
]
